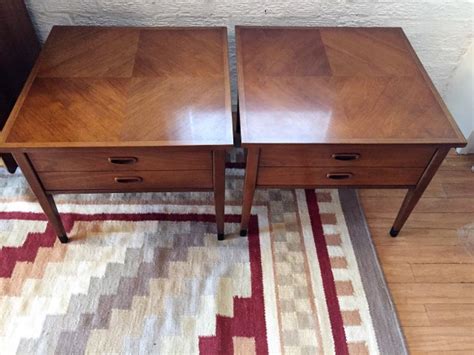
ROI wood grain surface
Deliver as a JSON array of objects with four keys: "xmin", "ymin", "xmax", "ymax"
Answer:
[
  {"xmin": 236, "ymin": 27, "xmax": 466, "ymax": 146},
  {"xmin": 1, "ymin": 26, "xmax": 233, "ymax": 148}
]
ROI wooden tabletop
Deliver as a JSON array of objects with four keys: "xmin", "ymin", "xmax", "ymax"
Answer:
[
  {"xmin": 236, "ymin": 27, "xmax": 466, "ymax": 146},
  {"xmin": 1, "ymin": 26, "xmax": 233, "ymax": 148}
]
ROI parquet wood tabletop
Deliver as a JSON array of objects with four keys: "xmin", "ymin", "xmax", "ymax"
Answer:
[
  {"xmin": 1, "ymin": 26, "xmax": 233, "ymax": 148},
  {"xmin": 236, "ymin": 27, "xmax": 465, "ymax": 145}
]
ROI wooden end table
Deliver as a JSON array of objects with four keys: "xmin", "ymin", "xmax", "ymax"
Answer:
[
  {"xmin": 236, "ymin": 26, "xmax": 466, "ymax": 237},
  {"xmin": 0, "ymin": 26, "xmax": 233, "ymax": 243}
]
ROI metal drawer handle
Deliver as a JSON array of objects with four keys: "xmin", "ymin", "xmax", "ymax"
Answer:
[
  {"xmin": 108, "ymin": 157, "xmax": 138, "ymax": 165},
  {"xmin": 114, "ymin": 176, "xmax": 143, "ymax": 184},
  {"xmin": 332, "ymin": 153, "xmax": 360, "ymax": 161},
  {"xmin": 326, "ymin": 172, "xmax": 353, "ymax": 180}
]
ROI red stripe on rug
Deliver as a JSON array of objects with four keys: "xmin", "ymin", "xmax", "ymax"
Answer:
[
  {"xmin": 0, "ymin": 212, "xmax": 241, "ymax": 278},
  {"xmin": 0, "ymin": 212, "xmax": 48, "ymax": 221},
  {"xmin": 199, "ymin": 215, "xmax": 268, "ymax": 354},
  {"xmin": 305, "ymin": 189, "xmax": 349, "ymax": 355}
]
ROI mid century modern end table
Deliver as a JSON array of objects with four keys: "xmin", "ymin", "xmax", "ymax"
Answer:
[
  {"xmin": 236, "ymin": 26, "xmax": 466, "ymax": 237},
  {"xmin": 0, "ymin": 26, "xmax": 233, "ymax": 243}
]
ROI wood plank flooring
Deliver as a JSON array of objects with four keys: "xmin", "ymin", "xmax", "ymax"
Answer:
[{"xmin": 360, "ymin": 150, "xmax": 474, "ymax": 354}]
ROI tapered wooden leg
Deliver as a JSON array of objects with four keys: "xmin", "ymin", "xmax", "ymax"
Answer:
[
  {"xmin": 213, "ymin": 150, "xmax": 226, "ymax": 240},
  {"xmin": 240, "ymin": 148, "xmax": 259, "ymax": 237},
  {"xmin": 1, "ymin": 153, "xmax": 18, "ymax": 173},
  {"xmin": 13, "ymin": 152, "xmax": 69, "ymax": 243},
  {"xmin": 233, "ymin": 97, "xmax": 242, "ymax": 148},
  {"xmin": 235, "ymin": 95, "xmax": 241, "ymax": 135},
  {"xmin": 391, "ymin": 147, "xmax": 450, "ymax": 237}
]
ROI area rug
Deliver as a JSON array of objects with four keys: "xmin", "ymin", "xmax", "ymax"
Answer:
[{"xmin": 0, "ymin": 161, "xmax": 407, "ymax": 354}]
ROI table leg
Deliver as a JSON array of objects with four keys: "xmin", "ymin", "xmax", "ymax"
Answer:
[
  {"xmin": 13, "ymin": 152, "xmax": 69, "ymax": 243},
  {"xmin": 1, "ymin": 153, "xmax": 18, "ymax": 173},
  {"xmin": 236, "ymin": 95, "xmax": 241, "ymax": 135},
  {"xmin": 390, "ymin": 147, "xmax": 450, "ymax": 237},
  {"xmin": 240, "ymin": 147, "xmax": 259, "ymax": 237},
  {"xmin": 213, "ymin": 150, "xmax": 226, "ymax": 240}
]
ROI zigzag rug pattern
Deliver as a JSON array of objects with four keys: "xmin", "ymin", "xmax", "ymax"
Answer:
[{"xmin": 0, "ymin": 166, "xmax": 401, "ymax": 354}]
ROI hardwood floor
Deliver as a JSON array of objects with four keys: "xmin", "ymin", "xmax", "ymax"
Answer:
[
  {"xmin": 2, "ymin": 151, "xmax": 473, "ymax": 352},
  {"xmin": 360, "ymin": 150, "xmax": 474, "ymax": 354}
]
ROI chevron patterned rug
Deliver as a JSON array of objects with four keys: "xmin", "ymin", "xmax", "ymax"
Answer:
[{"xmin": 0, "ymin": 160, "xmax": 406, "ymax": 354}]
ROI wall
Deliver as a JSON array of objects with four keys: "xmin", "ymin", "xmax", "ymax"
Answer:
[
  {"xmin": 25, "ymin": 0, "xmax": 473, "ymax": 106},
  {"xmin": 444, "ymin": 41, "xmax": 474, "ymax": 154}
]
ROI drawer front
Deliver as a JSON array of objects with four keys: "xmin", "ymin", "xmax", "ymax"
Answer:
[
  {"xmin": 28, "ymin": 148, "xmax": 213, "ymax": 172},
  {"xmin": 257, "ymin": 167, "xmax": 424, "ymax": 187},
  {"xmin": 40, "ymin": 170, "xmax": 213, "ymax": 191},
  {"xmin": 259, "ymin": 145, "xmax": 435, "ymax": 168}
]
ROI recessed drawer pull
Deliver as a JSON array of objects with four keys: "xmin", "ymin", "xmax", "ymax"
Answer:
[
  {"xmin": 108, "ymin": 157, "xmax": 138, "ymax": 165},
  {"xmin": 332, "ymin": 153, "xmax": 360, "ymax": 161},
  {"xmin": 326, "ymin": 173, "xmax": 353, "ymax": 180},
  {"xmin": 114, "ymin": 176, "xmax": 143, "ymax": 184}
]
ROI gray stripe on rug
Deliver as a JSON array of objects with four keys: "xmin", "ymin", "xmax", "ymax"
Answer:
[{"xmin": 339, "ymin": 189, "xmax": 408, "ymax": 355}]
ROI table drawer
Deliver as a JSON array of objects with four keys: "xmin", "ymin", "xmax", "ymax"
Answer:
[
  {"xmin": 40, "ymin": 170, "xmax": 213, "ymax": 191},
  {"xmin": 28, "ymin": 148, "xmax": 213, "ymax": 172},
  {"xmin": 257, "ymin": 167, "xmax": 424, "ymax": 187},
  {"xmin": 259, "ymin": 145, "xmax": 435, "ymax": 168}
]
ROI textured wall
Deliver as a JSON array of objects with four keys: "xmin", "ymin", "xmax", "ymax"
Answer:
[
  {"xmin": 445, "ymin": 41, "xmax": 474, "ymax": 153},
  {"xmin": 25, "ymin": 0, "xmax": 473, "ymax": 103}
]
